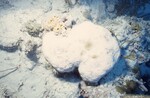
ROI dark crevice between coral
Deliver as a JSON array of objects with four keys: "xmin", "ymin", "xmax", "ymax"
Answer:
[
  {"xmin": 141, "ymin": 75, "xmax": 150, "ymax": 95},
  {"xmin": 139, "ymin": 60, "xmax": 150, "ymax": 95}
]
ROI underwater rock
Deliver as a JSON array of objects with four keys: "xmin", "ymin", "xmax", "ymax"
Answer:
[
  {"xmin": 42, "ymin": 15, "xmax": 76, "ymax": 36},
  {"xmin": 21, "ymin": 40, "xmax": 41, "ymax": 63},
  {"xmin": 103, "ymin": 17, "xmax": 150, "ymax": 69},
  {"xmin": 81, "ymin": 7, "xmax": 92, "ymax": 20},
  {"xmin": 42, "ymin": 21, "xmax": 120, "ymax": 83},
  {"xmin": 0, "ymin": 42, "xmax": 19, "ymax": 52},
  {"xmin": 23, "ymin": 20, "xmax": 43, "ymax": 37},
  {"xmin": 0, "ymin": 38, "xmax": 23, "ymax": 52},
  {"xmin": 65, "ymin": 0, "xmax": 77, "ymax": 6},
  {"xmin": 116, "ymin": 80, "xmax": 138, "ymax": 94},
  {"xmin": 115, "ymin": 86, "xmax": 126, "ymax": 94}
]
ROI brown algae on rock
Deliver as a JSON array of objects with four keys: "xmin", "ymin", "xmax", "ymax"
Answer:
[
  {"xmin": 116, "ymin": 86, "xmax": 127, "ymax": 94},
  {"xmin": 130, "ymin": 22, "xmax": 142, "ymax": 32},
  {"xmin": 124, "ymin": 52, "xmax": 137, "ymax": 61},
  {"xmin": 116, "ymin": 80, "xmax": 138, "ymax": 94}
]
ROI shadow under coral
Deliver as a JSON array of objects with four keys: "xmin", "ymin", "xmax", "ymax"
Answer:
[
  {"xmin": 98, "ymin": 55, "xmax": 128, "ymax": 85},
  {"xmin": 54, "ymin": 68, "xmax": 82, "ymax": 83}
]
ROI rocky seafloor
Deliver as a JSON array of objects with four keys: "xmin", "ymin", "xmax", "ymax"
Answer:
[{"xmin": 0, "ymin": 0, "xmax": 150, "ymax": 98}]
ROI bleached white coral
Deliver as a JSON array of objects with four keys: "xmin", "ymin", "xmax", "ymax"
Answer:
[{"xmin": 42, "ymin": 21, "xmax": 120, "ymax": 83}]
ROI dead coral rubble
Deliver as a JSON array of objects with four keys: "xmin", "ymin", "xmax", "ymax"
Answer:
[{"xmin": 23, "ymin": 20, "xmax": 44, "ymax": 37}]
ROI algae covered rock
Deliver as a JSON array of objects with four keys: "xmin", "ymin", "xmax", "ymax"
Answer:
[
  {"xmin": 65, "ymin": 0, "xmax": 78, "ymax": 6},
  {"xmin": 23, "ymin": 20, "xmax": 43, "ymax": 37},
  {"xmin": 42, "ymin": 21, "xmax": 120, "ymax": 83},
  {"xmin": 42, "ymin": 15, "xmax": 76, "ymax": 36},
  {"xmin": 116, "ymin": 80, "xmax": 138, "ymax": 94}
]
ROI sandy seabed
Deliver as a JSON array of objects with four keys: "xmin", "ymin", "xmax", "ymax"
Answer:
[{"xmin": 0, "ymin": 0, "xmax": 150, "ymax": 98}]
